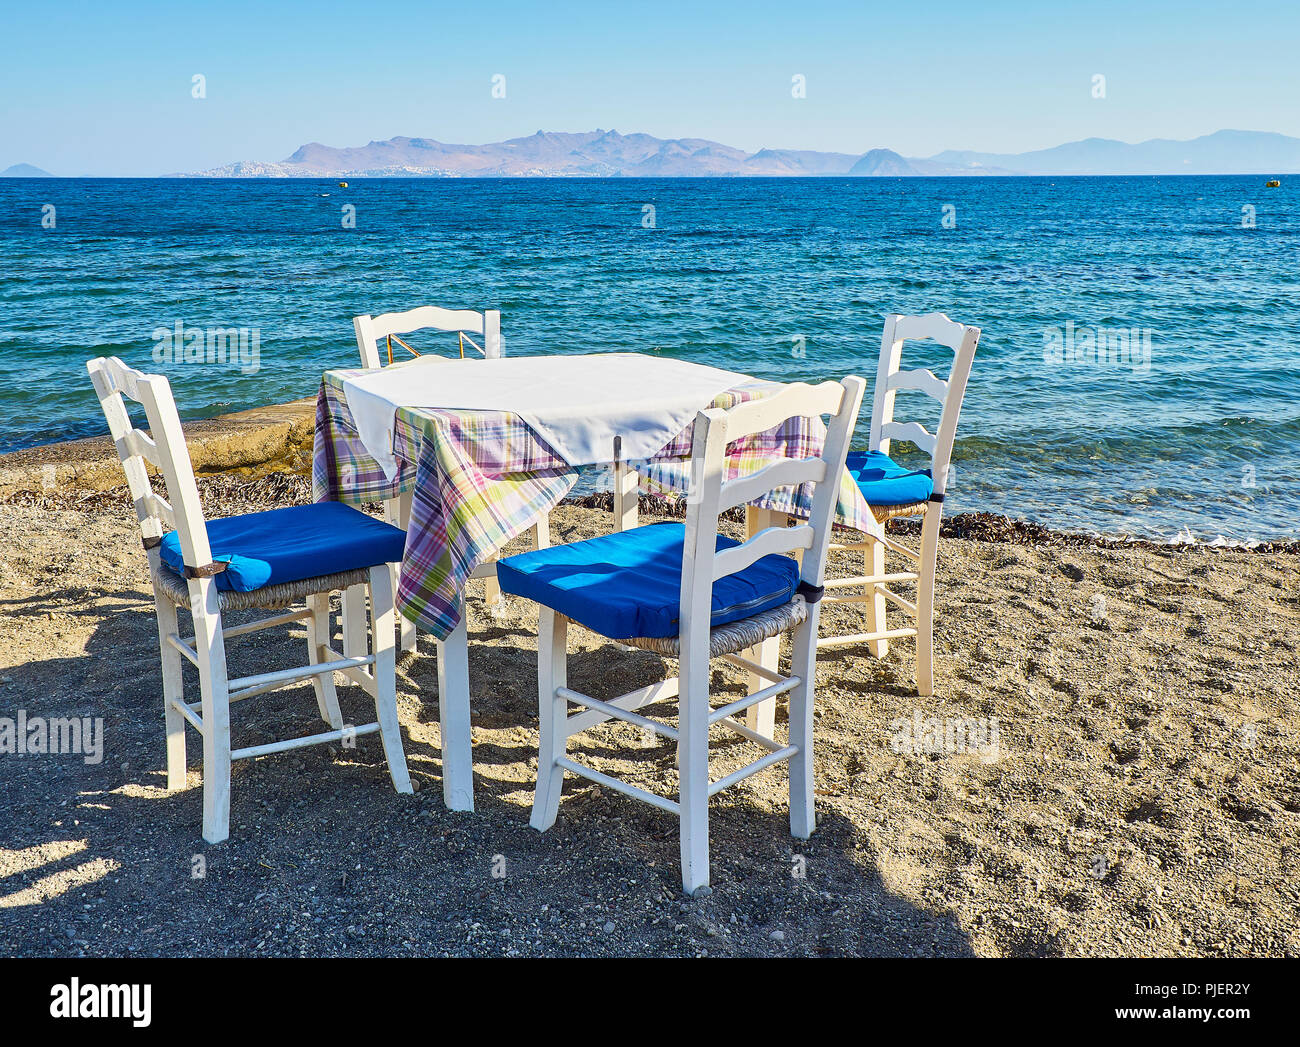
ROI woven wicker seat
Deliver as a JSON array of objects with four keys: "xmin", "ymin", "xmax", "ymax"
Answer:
[
  {"xmin": 870, "ymin": 501, "xmax": 927, "ymax": 524},
  {"xmin": 619, "ymin": 597, "xmax": 808, "ymax": 659},
  {"xmin": 152, "ymin": 566, "xmax": 372, "ymax": 612}
]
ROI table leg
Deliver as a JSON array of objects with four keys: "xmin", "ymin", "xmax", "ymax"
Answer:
[
  {"xmin": 482, "ymin": 553, "xmax": 503, "ymax": 611},
  {"xmin": 743, "ymin": 506, "xmax": 783, "ymax": 736},
  {"xmin": 392, "ymin": 491, "xmax": 418, "ymax": 653},
  {"xmin": 436, "ymin": 612, "xmax": 475, "ymax": 812},
  {"xmin": 613, "ymin": 458, "xmax": 639, "ymax": 532}
]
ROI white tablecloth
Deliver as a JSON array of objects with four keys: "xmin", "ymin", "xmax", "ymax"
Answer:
[{"xmin": 341, "ymin": 352, "xmax": 753, "ymax": 478}]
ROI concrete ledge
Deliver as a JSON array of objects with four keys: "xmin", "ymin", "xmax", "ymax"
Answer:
[{"xmin": 0, "ymin": 398, "xmax": 318, "ymax": 496}]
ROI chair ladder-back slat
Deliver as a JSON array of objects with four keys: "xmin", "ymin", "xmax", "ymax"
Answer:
[
  {"xmin": 717, "ymin": 456, "xmax": 827, "ymax": 516},
  {"xmin": 710, "ymin": 523, "xmax": 814, "ymax": 582},
  {"xmin": 879, "ymin": 420, "xmax": 937, "ymax": 457},
  {"xmin": 887, "ymin": 366, "xmax": 949, "ymax": 402}
]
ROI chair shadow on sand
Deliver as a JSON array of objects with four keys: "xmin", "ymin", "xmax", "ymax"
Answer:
[{"xmin": 0, "ymin": 587, "xmax": 975, "ymax": 957}]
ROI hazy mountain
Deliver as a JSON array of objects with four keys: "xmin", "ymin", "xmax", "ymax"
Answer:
[
  {"xmin": 190, "ymin": 129, "xmax": 988, "ymax": 178},
  {"xmin": 188, "ymin": 129, "xmax": 1300, "ymax": 178},
  {"xmin": 1, "ymin": 163, "xmax": 52, "ymax": 177},
  {"xmin": 848, "ymin": 149, "xmax": 921, "ymax": 176},
  {"xmin": 929, "ymin": 129, "xmax": 1300, "ymax": 176},
  {"xmin": 744, "ymin": 148, "xmax": 862, "ymax": 175}
]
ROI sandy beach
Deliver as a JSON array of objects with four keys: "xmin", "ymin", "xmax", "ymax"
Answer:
[{"xmin": 1, "ymin": 452, "xmax": 1296, "ymax": 957}]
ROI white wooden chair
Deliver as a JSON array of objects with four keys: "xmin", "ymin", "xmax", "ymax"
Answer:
[
  {"xmin": 88, "ymin": 356, "xmax": 413, "ymax": 844},
  {"xmin": 352, "ymin": 304, "xmax": 503, "ymax": 369},
  {"xmin": 497, "ymin": 376, "xmax": 865, "ymax": 893},
  {"xmin": 816, "ymin": 312, "xmax": 979, "ymax": 697},
  {"xmin": 352, "ymin": 305, "xmax": 547, "ymax": 637}
]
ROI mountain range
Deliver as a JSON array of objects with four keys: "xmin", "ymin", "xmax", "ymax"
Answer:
[
  {"xmin": 187, "ymin": 128, "xmax": 1300, "ymax": 178},
  {"xmin": 5, "ymin": 130, "xmax": 1296, "ymax": 179}
]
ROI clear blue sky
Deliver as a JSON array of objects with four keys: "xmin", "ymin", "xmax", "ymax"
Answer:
[{"xmin": 2, "ymin": 0, "xmax": 1296, "ymax": 175}]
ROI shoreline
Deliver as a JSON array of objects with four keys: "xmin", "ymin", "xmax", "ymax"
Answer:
[
  {"xmin": 0, "ymin": 399, "xmax": 1295, "ymax": 555},
  {"xmin": 0, "ymin": 398, "xmax": 316, "ymax": 497}
]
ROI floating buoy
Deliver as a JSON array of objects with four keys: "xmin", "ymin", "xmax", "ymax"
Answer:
[
  {"xmin": 1266, "ymin": 179, "xmax": 1280, "ymax": 188},
  {"xmin": 338, "ymin": 181, "xmax": 349, "ymax": 188}
]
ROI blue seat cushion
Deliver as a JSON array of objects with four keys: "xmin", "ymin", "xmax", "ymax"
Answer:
[
  {"xmin": 497, "ymin": 522, "xmax": 801, "ymax": 640},
  {"xmin": 159, "ymin": 502, "xmax": 407, "ymax": 593},
  {"xmin": 845, "ymin": 450, "xmax": 933, "ymax": 507}
]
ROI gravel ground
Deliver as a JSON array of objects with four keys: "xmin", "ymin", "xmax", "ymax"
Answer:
[{"xmin": 1, "ymin": 476, "xmax": 1297, "ymax": 957}]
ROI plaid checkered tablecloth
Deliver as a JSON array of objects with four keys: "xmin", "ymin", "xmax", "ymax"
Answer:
[{"xmin": 313, "ymin": 364, "xmax": 873, "ymax": 639}]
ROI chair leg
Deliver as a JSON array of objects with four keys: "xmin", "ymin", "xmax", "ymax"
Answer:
[
  {"xmin": 915, "ymin": 505, "xmax": 942, "ymax": 697},
  {"xmin": 153, "ymin": 590, "xmax": 188, "ymax": 791},
  {"xmin": 864, "ymin": 535, "xmax": 889, "ymax": 658},
  {"xmin": 341, "ymin": 583, "xmax": 368, "ymax": 662},
  {"xmin": 530, "ymin": 609, "xmax": 569, "ymax": 831},
  {"xmin": 533, "ymin": 516, "xmax": 550, "ymax": 549},
  {"xmin": 677, "ymin": 642, "xmax": 712, "ymax": 894},
  {"xmin": 306, "ymin": 593, "xmax": 344, "ymax": 729},
  {"xmin": 367, "ymin": 566, "xmax": 413, "ymax": 794},
  {"xmin": 788, "ymin": 607, "xmax": 821, "ymax": 839},
  {"xmin": 190, "ymin": 581, "xmax": 231, "ymax": 845}
]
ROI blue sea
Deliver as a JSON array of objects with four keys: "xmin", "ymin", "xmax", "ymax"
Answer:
[{"xmin": 1, "ymin": 176, "xmax": 1296, "ymax": 541}]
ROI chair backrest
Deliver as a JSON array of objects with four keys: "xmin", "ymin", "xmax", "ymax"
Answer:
[
  {"xmin": 868, "ymin": 312, "xmax": 979, "ymax": 501},
  {"xmin": 353, "ymin": 305, "xmax": 503, "ymax": 368},
  {"xmin": 680, "ymin": 376, "xmax": 866, "ymax": 643},
  {"xmin": 86, "ymin": 356, "xmax": 213, "ymax": 574}
]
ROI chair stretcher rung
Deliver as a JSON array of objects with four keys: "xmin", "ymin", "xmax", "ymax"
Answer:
[
  {"xmin": 555, "ymin": 756, "xmax": 681, "ymax": 815},
  {"xmin": 708, "ymin": 744, "xmax": 798, "ymax": 796},
  {"xmin": 222, "ymin": 608, "xmax": 314, "ymax": 639},
  {"xmin": 227, "ymin": 653, "xmax": 374, "ymax": 697},
  {"xmin": 226, "ymin": 676, "xmax": 306, "ymax": 705},
  {"xmin": 823, "ymin": 571, "xmax": 918, "ymax": 589},
  {"xmin": 880, "ymin": 534, "xmax": 921, "ymax": 560},
  {"xmin": 337, "ymin": 664, "xmax": 378, "ymax": 697},
  {"xmin": 720, "ymin": 652, "xmax": 784, "ymax": 684},
  {"xmin": 715, "ymin": 715, "xmax": 784, "ymax": 752},
  {"xmin": 708, "ymin": 676, "xmax": 797, "ymax": 725},
  {"xmin": 169, "ymin": 697, "xmax": 204, "ymax": 733},
  {"xmin": 879, "ymin": 585, "xmax": 917, "ymax": 615},
  {"xmin": 557, "ymin": 686, "xmax": 678, "ymax": 741},
  {"xmin": 170, "ymin": 609, "xmax": 317, "ymax": 669},
  {"xmin": 823, "ymin": 593, "xmax": 878, "ymax": 605},
  {"xmin": 230, "ymin": 722, "xmax": 380, "ymax": 762},
  {"xmin": 166, "ymin": 633, "xmax": 200, "ymax": 666},
  {"xmin": 815, "ymin": 626, "xmax": 918, "ymax": 649},
  {"xmin": 183, "ymin": 679, "xmax": 275, "ymax": 709},
  {"xmin": 564, "ymin": 677, "xmax": 680, "ymax": 737}
]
